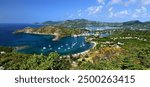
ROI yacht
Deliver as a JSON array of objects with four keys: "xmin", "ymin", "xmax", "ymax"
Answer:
[
  {"xmin": 82, "ymin": 42, "xmax": 85, "ymax": 47},
  {"xmin": 43, "ymin": 47, "xmax": 46, "ymax": 50},
  {"xmin": 68, "ymin": 47, "xmax": 70, "ymax": 50},
  {"xmin": 71, "ymin": 42, "xmax": 76, "ymax": 48},
  {"xmin": 58, "ymin": 47, "xmax": 61, "ymax": 50},
  {"xmin": 66, "ymin": 43, "xmax": 69, "ymax": 46},
  {"xmin": 64, "ymin": 49, "xmax": 67, "ymax": 51},
  {"xmin": 48, "ymin": 45, "xmax": 51, "ymax": 47}
]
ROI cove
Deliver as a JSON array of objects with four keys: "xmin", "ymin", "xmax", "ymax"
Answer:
[{"xmin": 0, "ymin": 24, "xmax": 93, "ymax": 55}]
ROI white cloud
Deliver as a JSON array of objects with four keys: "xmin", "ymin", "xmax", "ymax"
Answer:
[
  {"xmin": 108, "ymin": 6, "xmax": 149, "ymax": 19},
  {"xmin": 132, "ymin": 6, "xmax": 148, "ymax": 18},
  {"xmin": 109, "ymin": 10, "xmax": 129, "ymax": 18},
  {"xmin": 78, "ymin": 13, "xmax": 81, "ymax": 17},
  {"xmin": 109, "ymin": 0, "xmax": 137, "ymax": 6},
  {"xmin": 77, "ymin": 9, "xmax": 83, "ymax": 17},
  {"xmin": 124, "ymin": 0, "xmax": 136, "ymax": 6},
  {"xmin": 97, "ymin": 0, "xmax": 105, "ymax": 5},
  {"xmin": 109, "ymin": 12, "xmax": 114, "ymax": 18},
  {"xmin": 108, "ymin": 7, "xmax": 113, "ymax": 12},
  {"xmin": 69, "ymin": 0, "xmax": 150, "ymax": 20},
  {"xmin": 132, "ymin": 14, "xmax": 139, "ymax": 18},
  {"xmin": 120, "ymin": 10, "xmax": 128, "ymax": 15},
  {"xmin": 87, "ymin": 5, "xmax": 103, "ymax": 15},
  {"xmin": 135, "ymin": 6, "xmax": 147, "ymax": 13},
  {"xmin": 109, "ymin": 0, "xmax": 150, "ymax": 6},
  {"xmin": 141, "ymin": 0, "xmax": 150, "ymax": 5},
  {"xmin": 116, "ymin": 10, "xmax": 129, "ymax": 17},
  {"xmin": 109, "ymin": 0, "xmax": 122, "ymax": 5}
]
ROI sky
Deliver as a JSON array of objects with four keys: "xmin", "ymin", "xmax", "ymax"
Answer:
[{"xmin": 0, "ymin": 0, "xmax": 150, "ymax": 23}]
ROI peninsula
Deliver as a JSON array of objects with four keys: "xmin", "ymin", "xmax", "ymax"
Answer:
[{"xmin": 14, "ymin": 25, "xmax": 89, "ymax": 41}]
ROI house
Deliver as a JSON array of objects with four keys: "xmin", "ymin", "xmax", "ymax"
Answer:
[{"xmin": 0, "ymin": 51, "xmax": 6, "ymax": 54}]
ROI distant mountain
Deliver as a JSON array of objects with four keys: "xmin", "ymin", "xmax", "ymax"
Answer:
[
  {"xmin": 41, "ymin": 19, "xmax": 150, "ymax": 30},
  {"xmin": 43, "ymin": 21, "xmax": 62, "ymax": 25},
  {"xmin": 122, "ymin": 20, "xmax": 150, "ymax": 29},
  {"xmin": 42, "ymin": 19, "xmax": 121, "ymax": 28},
  {"xmin": 123, "ymin": 20, "xmax": 143, "ymax": 26}
]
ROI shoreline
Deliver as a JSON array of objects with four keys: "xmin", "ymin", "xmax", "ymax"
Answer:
[
  {"xmin": 63, "ymin": 41, "xmax": 97, "ymax": 58},
  {"xmin": 14, "ymin": 32, "xmax": 97, "ymax": 56},
  {"xmin": 14, "ymin": 32, "xmax": 77, "ymax": 41}
]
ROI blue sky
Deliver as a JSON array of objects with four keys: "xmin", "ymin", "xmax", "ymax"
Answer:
[{"xmin": 0, "ymin": 0, "xmax": 150, "ymax": 23}]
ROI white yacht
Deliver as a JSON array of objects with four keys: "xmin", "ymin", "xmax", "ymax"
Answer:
[
  {"xmin": 48, "ymin": 45, "xmax": 51, "ymax": 47},
  {"xmin": 68, "ymin": 47, "xmax": 70, "ymax": 50},
  {"xmin": 43, "ymin": 47, "xmax": 46, "ymax": 50},
  {"xmin": 58, "ymin": 47, "xmax": 61, "ymax": 50}
]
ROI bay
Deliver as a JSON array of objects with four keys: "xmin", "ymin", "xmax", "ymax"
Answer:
[{"xmin": 0, "ymin": 24, "xmax": 93, "ymax": 55}]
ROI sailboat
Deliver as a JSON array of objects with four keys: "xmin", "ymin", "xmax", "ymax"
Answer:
[
  {"xmin": 66, "ymin": 43, "xmax": 69, "ymax": 46},
  {"xmin": 49, "ymin": 48, "xmax": 52, "ymax": 50},
  {"xmin": 48, "ymin": 45, "xmax": 51, "ymax": 47},
  {"xmin": 58, "ymin": 47, "xmax": 61, "ymax": 50},
  {"xmin": 61, "ymin": 45, "xmax": 63, "ymax": 48},
  {"xmin": 80, "ymin": 42, "xmax": 85, "ymax": 47},
  {"xmin": 68, "ymin": 47, "xmax": 70, "ymax": 50},
  {"xmin": 82, "ymin": 42, "xmax": 85, "ymax": 47},
  {"xmin": 71, "ymin": 42, "xmax": 76, "ymax": 48},
  {"xmin": 80, "ymin": 45, "xmax": 83, "ymax": 47},
  {"xmin": 72, "ymin": 36, "xmax": 77, "ymax": 48},
  {"xmin": 64, "ymin": 49, "xmax": 67, "ymax": 51},
  {"xmin": 43, "ymin": 47, "xmax": 46, "ymax": 50}
]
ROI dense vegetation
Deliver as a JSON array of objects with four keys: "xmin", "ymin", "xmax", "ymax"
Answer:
[
  {"xmin": 0, "ymin": 46, "xmax": 13, "ymax": 53},
  {"xmin": 0, "ymin": 50, "xmax": 71, "ymax": 70},
  {"xmin": 1, "ymin": 29, "xmax": 150, "ymax": 70},
  {"xmin": 14, "ymin": 25, "xmax": 89, "ymax": 40},
  {"xmin": 77, "ymin": 29, "xmax": 150, "ymax": 70}
]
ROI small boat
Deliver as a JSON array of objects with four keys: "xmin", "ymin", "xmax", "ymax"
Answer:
[
  {"xmin": 82, "ymin": 42, "xmax": 85, "ymax": 47},
  {"xmin": 72, "ymin": 42, "xmax": 76, "ymax": 47},
  {"xmin": 64, "ymin": 49, "xmax": 67, "ymax": 51},
  {"xmin": 58, "ymin": 47, "xmax": 61, "ymax": 50},
  {"xmin": 43, "ymin": 47, "xmax": 46, "ymax": 50},
  {"xmin": 80, "ymin": 45, "xmax": 83, "ymax": 47},
  {"xmin": 66, "ymin": 43, "xmax": 69, "ymax": 46},
  {"xmin": 48, "ymin": 45, "xmax": 51, "ymax": 47}
]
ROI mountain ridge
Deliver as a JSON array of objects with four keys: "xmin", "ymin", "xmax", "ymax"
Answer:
[{"xmin": 38, "ymin": 19, "xmax": 150, "ymax": 30}]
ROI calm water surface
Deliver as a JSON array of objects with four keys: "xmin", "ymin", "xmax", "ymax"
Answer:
[{"xmin": 0, "ymin": 24, "xmax": 92, "ymax": 55}]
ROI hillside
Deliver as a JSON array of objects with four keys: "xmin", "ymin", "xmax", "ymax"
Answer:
[
  {"xmin": 14, "ymin": 26, "xmax": 89, "ymax": 41},
  {"xmin": 39, "ymin": 19, "xmax": 150, "ymax": 30}
]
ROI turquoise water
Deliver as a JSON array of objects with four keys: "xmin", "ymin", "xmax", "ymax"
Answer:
[{"xmin": 0, "ymin": 24, "xmax": 92, "ymax": 55}]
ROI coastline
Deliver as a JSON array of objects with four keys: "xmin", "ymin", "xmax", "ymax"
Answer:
[
  {"xmin": 63, "ymin": 41, "xmax": 97, "ymax": 58},
  {"xmin": 14, "ymin": 31, "xmax": 97, "ymax": 56},
  {"xmin": 14, "ymin": 32, "xmax": 61, "ymax": 41}
]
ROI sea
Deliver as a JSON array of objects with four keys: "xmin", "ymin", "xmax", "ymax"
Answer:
[{"xmin": 0, "ymin": 24, "xmax": 93, "ymax": 55}]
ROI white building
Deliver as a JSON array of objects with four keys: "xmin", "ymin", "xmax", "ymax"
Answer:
[{"xmin": 0, "ymin": 51, "xmax": 6, "ymax": 54}]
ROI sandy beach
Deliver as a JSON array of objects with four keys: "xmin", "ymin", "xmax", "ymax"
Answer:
[{"xmin": 63, "ymin": 41, "xmax": 97, "ymax": 58}]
